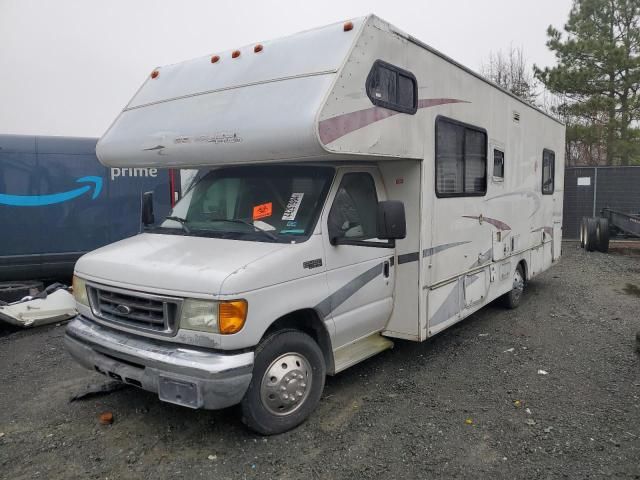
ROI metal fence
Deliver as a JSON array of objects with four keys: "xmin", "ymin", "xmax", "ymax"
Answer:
[{"xmin": 563, "ymin": 166, "xmax": 640, "ymax": 239}]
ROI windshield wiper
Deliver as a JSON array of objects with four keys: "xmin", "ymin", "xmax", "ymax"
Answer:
[
  {"xmin": 208, "ymin": 218, "xmax": 279, "ymax": 241},
  {"xmin": 165, "ymin": 216, "xmax": 191, "ymax": 234}
]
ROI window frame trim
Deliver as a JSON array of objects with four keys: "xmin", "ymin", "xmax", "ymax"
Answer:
[
  {"xmin": 541, "ymin": 148, "xmax": 555, "ymax": 195},
  {"xmin": 365, "ymin": 59, "xmax": 418, "ymax": 115},
  {"xmin": 434, "ymin": 115, "xmax": 488, "ymax": 198}
]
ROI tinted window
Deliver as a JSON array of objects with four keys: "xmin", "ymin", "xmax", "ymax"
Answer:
[
  {"xmin": 369, "ymin": 65, "xmax": 396, "ymax": 104},
  {"xmin": 493, "ymin": 149, "xmax": 505, "ymax": 179},
  {"xmin": 366, "ymin": 61, "xmax": 417, "ymax": 114},
  {"xmin": 542, "ymin": 149, "xmax": 555, "ymax": 194},
  {"xmin": 436, "ymin": 118, "xmax": 487, "ymax": 197},
  {"xmin": 328, "ymin": 173, "xmax": 379, "ymax": 242}
]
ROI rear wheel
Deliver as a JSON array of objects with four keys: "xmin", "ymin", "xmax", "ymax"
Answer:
[
  {"xmin": 502, "ymin": 264, "xmax": 525, "ymax": 309},
  {"xmin": 241, "ymin": 329, "xmax": 326, "ymax": 435}
]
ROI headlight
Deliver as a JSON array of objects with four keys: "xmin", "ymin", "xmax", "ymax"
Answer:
[
  {"xmin": 180, "ymin": 299, "xmax": 248, "ymax": 335},
  {"xmin": 180, "ymin": 299, "xmax": 219, "ymax": 333},
  {"xmin": 72, "ymin": 275, "xmax": 89, "ymax": 307}
]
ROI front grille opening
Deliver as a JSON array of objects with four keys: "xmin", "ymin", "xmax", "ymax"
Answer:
[
  {"xmin": 87, "ymin": 285, "xmax": 180, "ymax": 334},
  {"xmin": 108, "ymin": 371, "xmax": 123, "ymax": 382}
]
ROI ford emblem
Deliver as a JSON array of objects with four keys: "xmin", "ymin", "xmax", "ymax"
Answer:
[{"xmin": 115, "ymin": 304, "xmax": 132, "ymax": 315}]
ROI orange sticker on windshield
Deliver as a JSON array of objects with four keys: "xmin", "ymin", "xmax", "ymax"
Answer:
[{"xmin": 253, "ymin": 202, "xmax": 273, "ymax": 220}]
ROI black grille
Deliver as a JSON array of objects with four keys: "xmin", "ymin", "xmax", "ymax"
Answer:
[{"xmin": 87, "ymin": 284, "xmax": 181, "ymax": 334}]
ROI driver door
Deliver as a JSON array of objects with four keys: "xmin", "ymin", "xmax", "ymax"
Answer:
[{"xmin": 321, "ymin": 168, "xmax": 395, "ymax": 349}]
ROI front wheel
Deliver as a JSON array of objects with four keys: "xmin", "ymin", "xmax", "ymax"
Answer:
[
  {"xmin": 502, "ymin": 264, "xmax": 525, "ymax": 309},
  {"xmin": 241, "ymin": 329, "xmax": 326, "ymax": 435}
]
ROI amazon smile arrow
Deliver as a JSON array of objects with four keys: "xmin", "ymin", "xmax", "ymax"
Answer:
[{"xmin": 0, "ymin": 176, "xmax": 103, "ymax": 207}]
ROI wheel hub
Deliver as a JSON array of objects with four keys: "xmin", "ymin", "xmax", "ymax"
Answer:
[
  {"xmin": 512, "ymin": 270, "xmax": 524, "ymax": 300},
  {"xmin": 260, "ymin": 353, "xmax": 311, "ymax": 416}
]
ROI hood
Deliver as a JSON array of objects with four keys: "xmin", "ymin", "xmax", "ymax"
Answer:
[{"xmin": 75, "ymin": 233, "xmax": 287, "ymax": 296}]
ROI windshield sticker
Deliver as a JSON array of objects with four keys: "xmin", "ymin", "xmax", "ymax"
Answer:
[
  {"xmin": 282, "ymin": 193, "xmax": 304, "ymax": 221},
  {"xmin": 281, "ymin": 229, "xmax": 305, "ymax": 235},
  {"xmin": 253, "ymin": 202, "xmax": 273, "ymax": 220},
  {"xmin": 286, "ymin": 220, "xmax": 297, "ymax": 227}
]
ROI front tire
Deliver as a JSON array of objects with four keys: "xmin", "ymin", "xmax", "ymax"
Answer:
[
  {"xmin": 241, "ymin": 329, "xmax": 326, "ymax": 435},
  {"xmin": 502, "ymin": 264, "xmax": 525, "ymax": 309}
]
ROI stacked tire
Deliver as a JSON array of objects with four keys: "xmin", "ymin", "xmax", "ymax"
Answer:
[{"xmin": 580, "ymin": 216, "xmax": 609, "ymax": 253}]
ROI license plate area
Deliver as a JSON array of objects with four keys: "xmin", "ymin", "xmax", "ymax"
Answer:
[{"xmin": 158, "ymin": 376, "xmax": 202, "ymax": 408}]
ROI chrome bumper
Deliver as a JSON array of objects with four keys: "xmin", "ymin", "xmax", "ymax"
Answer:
[{"xmin": 65, "ymin": 316, "xmax": 254, "ymax": 410}]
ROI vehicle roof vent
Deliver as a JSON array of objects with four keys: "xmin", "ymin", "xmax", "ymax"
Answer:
[{"xmin": 513, "ymin": 111, "xmax": 521, "ymax": 124}]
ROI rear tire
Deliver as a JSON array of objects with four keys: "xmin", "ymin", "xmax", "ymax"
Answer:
[
  {"xmin": 584, "ymin": 217, "xmax": 598, "ymax": 252},
  {"xmin": 596, "ymin": 217, "xmax": 610, "ymax": 253},
  {"xmin": 502, "ymin": 264, "xmax": 525, "ymax": 309},
  {"xmin": 241, "ymin": 329, "xmax": 326, "ymax": 435}
]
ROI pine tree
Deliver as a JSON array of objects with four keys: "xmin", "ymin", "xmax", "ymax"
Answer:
[{"xmin": 535, "ymin": 0, "xmax": 640, "ymax": 165}]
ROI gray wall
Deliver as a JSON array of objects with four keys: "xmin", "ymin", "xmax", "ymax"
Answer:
[{"xmin": 563, "ymin": 166, "xmax": 640, "ymax": 239}]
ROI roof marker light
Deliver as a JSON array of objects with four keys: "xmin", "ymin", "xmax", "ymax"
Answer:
[
  {"xmin": 150, "ymin": 70, "xmax": 159, "ymax": 79},
  {"xmin": 343, "ymin": 21, "xmax": 353, "ymax": 32},
  {"xmin": 211, "ymin": 55, "xmax": 220, "ymax": 63},
  {"xmin": 232, "ymin": 50, "xmax": 241, "ymax": 58},
  {"xmin": 254, "ymin": 44, "xmax": 263, "ymax": 53}
]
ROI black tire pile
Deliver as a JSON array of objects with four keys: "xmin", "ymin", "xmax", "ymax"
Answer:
[{"xmin": 580, "ymin": 216, "xmax": 610, "ymax": 253}]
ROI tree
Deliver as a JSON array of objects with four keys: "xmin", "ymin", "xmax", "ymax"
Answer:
[
  {"xmin": 481, "ymin": 45, "xmax": 539, "ymax": 105},
  {"xmin": 535, "ymin": 0, "xmax": 640, "ymax": 165}
]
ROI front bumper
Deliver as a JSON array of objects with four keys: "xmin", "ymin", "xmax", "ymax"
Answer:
[{"xmin": 65, "ymin": 316, "xmax": 254, "ymax": 410}]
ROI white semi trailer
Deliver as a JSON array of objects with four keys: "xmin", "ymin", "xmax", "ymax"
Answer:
[{"xmin": 66, "ymin": 15, "xmax": 565, "ymax": 434}]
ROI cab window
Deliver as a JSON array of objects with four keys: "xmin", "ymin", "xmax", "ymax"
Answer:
[{"xmin": 328, "ymin": 173, "xmax": 379, "ymax": 243}]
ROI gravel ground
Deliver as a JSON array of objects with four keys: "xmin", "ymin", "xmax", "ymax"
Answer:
[{"xmin": 1, "ymin": 243, "xmax": 639, "ymax": 479}]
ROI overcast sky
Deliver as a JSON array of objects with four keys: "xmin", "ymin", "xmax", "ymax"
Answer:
[{"xmin": 0, "ymin": 0, "xmax": 573, "ymax": 138}]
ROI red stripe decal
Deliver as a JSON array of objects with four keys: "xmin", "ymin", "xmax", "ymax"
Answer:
[{"xmin": 318, "ymin": 98, "xmax": 468, "ymax": 145}]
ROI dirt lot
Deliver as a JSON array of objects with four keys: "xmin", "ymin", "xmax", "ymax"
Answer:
[{"xmin": 1, "ymin": 244, "xmax": 639, "ymax": 479}]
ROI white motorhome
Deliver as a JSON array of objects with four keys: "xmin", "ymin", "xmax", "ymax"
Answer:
[{"xmin": 66, "ymin": 15, "xmax": 565, "ymax": 434}]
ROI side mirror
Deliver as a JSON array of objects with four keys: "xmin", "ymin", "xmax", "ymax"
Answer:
[
  {"xmin": 377, "ymin": 201, "xmax": 406, "ymax": 240},
  {"xmin": 142, "ymin": 191, "xmax": 155, "ymax": 226}
]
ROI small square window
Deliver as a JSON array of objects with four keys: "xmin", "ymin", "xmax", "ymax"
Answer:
[{"xmin": 493, "ymin": 149, "xmax": 504, "ymax": 179}]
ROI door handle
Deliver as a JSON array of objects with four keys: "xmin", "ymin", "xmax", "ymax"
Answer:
[{"xmin": 383, "ymin": 261, "xmax": 390, "ymax": 278}]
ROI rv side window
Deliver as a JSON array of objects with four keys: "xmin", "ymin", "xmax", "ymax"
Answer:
[
  {"xmin": 493, "ymin": 149, "xmax": 505, "ymax": 180},
  {"xmin": 435, "ymin": 117, "xmax": 487, "ymax": 197},
  {"xmin": 366, "ymin": 60, "xmax": 417, "ymax": 114},
  {"xmin": 542, "ymin": 149, "xmax": 555, "ymax": 194}
]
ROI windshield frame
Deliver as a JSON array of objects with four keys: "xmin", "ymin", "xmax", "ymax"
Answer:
[{"xmin": 148, "ymin": 165, "xmax": 336, "ymax": 244}]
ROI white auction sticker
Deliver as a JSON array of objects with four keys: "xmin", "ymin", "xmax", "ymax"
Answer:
[{"xmin": 282, "ymin": 193, "xmax": 304, "ymax": 221}]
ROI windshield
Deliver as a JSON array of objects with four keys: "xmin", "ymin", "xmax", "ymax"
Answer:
[{"xmin": 154, "ymin": 165, "xmax": 334, "ymax": 243}]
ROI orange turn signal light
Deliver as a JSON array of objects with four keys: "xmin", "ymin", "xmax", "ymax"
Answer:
[
  {"xmin": 231, "ymin": 50, "xmax": 241, "ymax": 58},
  {"xmin": 211, "ymin": 55, "xmax": 220, "ymax": 63},
  {"xmin": 150, "ymin": 70, "xmax": 159, "ymax": 79},
  {"xmin": 218, "ymin": 300, "xmax": 248, "ymax": 334},
  {"xmin": 254, "ymin": 44, "xmax": 263, "ymax": 53},
  {"xmin": 343, "ymin": 21, "xmax": 353, "ymax": 32}
]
